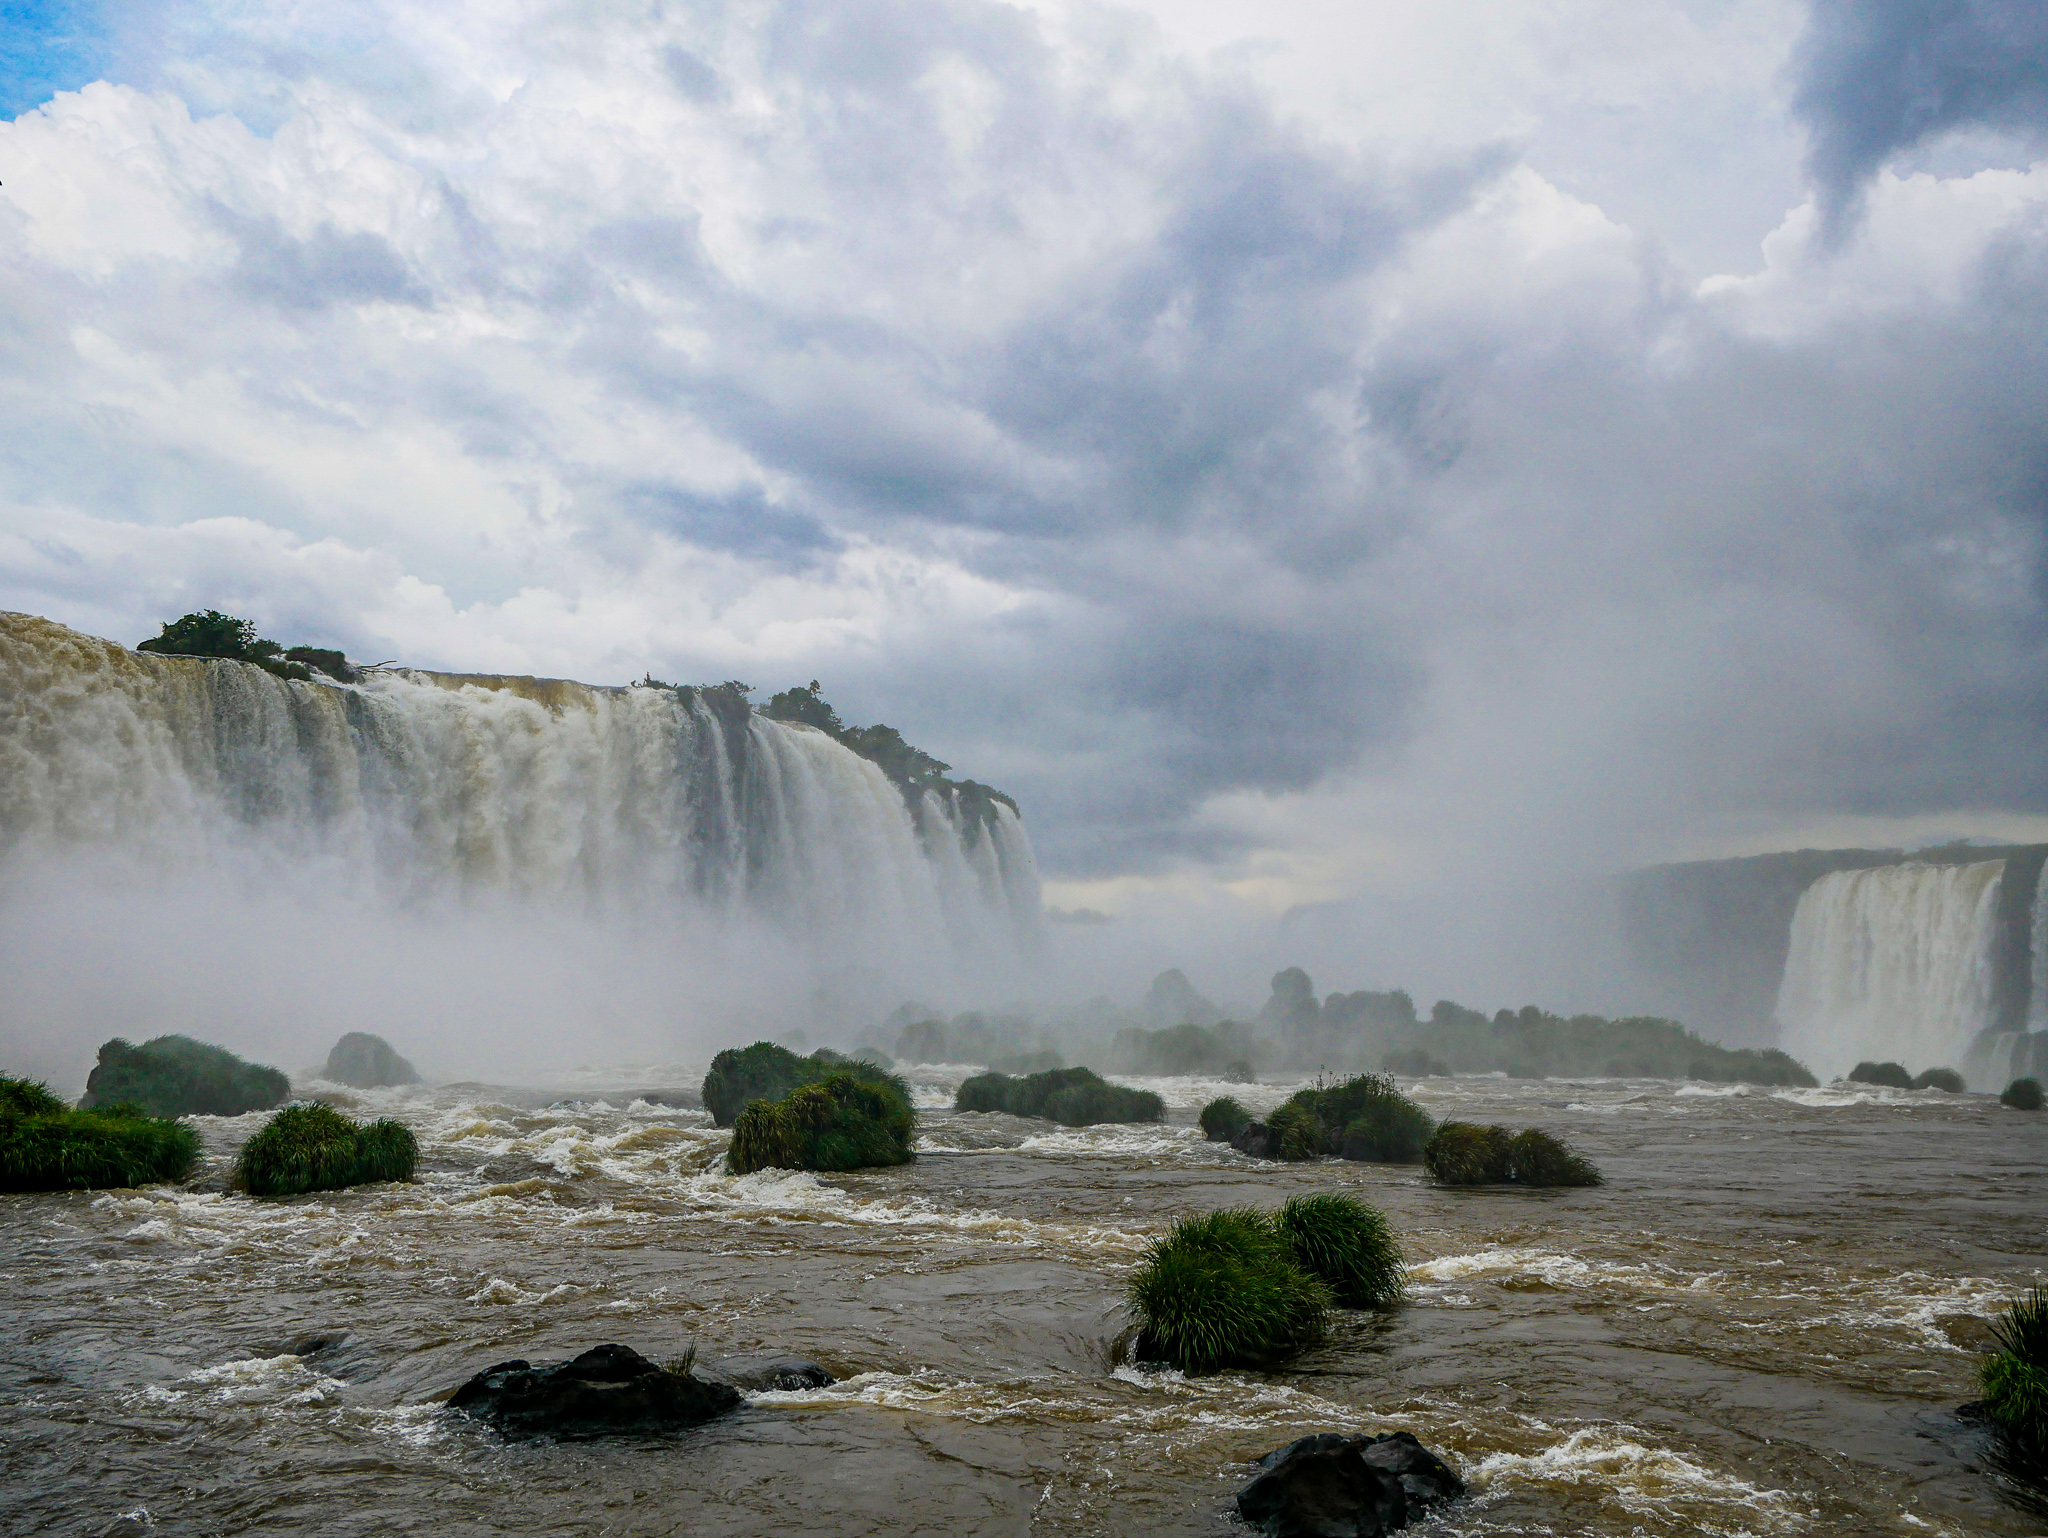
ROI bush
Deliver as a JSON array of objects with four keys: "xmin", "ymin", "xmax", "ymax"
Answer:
[
  {"xmin": 1981, "ymin": 1286, "xmax": 2048, "ymax": 1460},
  {"xmin": 724, "ymin": 1071, "xmax": 916, "ymax": 1174},
  {"xmin": 2002, "ymin": 1078, "xmax": 2045, "ymax": 1111},
  {"xmin": 1276, "ymin": 1194, "xmax": 1404, "ymax": 1307},
  {"xmin": 0, "ymin": 1076, "xmax": 201, "ymax": 1191},
  {"xmin": 1126, "ymin": 1209, "xmax": 1331, "ymax": 1372},
  {"xmin": 1199, "ymin": 1097, "xmax": 1252, "ymax": 1142},
  {"xmin": 952, "ymin": 1066, "xmax": 1163, "ymax": 1127},
  {"xmin": 1849, "ymin": 1060, "xmax": 1914, "ymax": 1090},
  {"xmin": 702, "ymin": 1041, "xmax": 899, "ymax": 1127},
  {"xmin": 1265, "ymin": 1102, "xmax": 1327, "ymax": 1161},
  {"xmin": 82, "ymin": 1036, "xmax": 290, "ymax": 1119},
  {"xmin": 235, "ymin": 1103, "xmax": 419, "ymax": 1197},
  {"xmin": 1909, "ymin": 1066, "xmax": 1965, "ymax": 1092},
  {"xmin": 1422, "ymin": 1122, "xmax": 1514, "ymax": 1184},
  {"xmin": 1507, "ymin": 1128, "xmax": 1602, "ymax": 1187},
  {"xmin": 1285, "ymin": 1074, "xmax": 1435, "ymax": 1164},
  {"xmin": 1382, "ymin": 1049, "xmax": 1451, "ymax": 1078}
]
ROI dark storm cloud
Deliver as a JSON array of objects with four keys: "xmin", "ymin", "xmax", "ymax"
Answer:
[{"xmin": 1794, "ymin": 0, "xmax": 2048, "ymax": 231}]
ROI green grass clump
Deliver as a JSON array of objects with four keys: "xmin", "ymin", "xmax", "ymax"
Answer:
[
  {"xmin": 1912, "ymin": 1067, "xmax": 1965, "ymax": 1092},
  {"xmin": 1981, "ymin": 1287, "xmax": 2048, "ymax": 1459},
  {"xmin": 1507, "ymin": 1128, "xmax": 1603, "ymax": 1186},
  {"xmin": 1276, "ymin": 1193, "xmax": 1405, "ymax": 1306},
  {"xmin": 952, "ymin": 1066, "xmax": 1163, "ymax": 1127},
  {"xmin": 1280, "ymin": 1073, "xmax": 1436, "ymax": 1164},
  {"xmin": 235, "ymin": 1103, "xmax": 418, "ymax": 1197},
  {"xmin": 1, "ymin": 1075, "xmax": 201, "ymax": 1191},
  {"xmin": 1126, "ymin": 1208, "xmax": 1332, "ymax": 1372},
  {"xmin": 702, "ymin": 1041, "xmax": 899, "ymax": 1127},
  {"xmin": 1198, "ymin": 1097, "xmax": 1251, "ymax": 1142},
  {"xmin": 1422, "ymin": 1122, "xmax": 1514, "ymax": 1184},
  {"xmin": 82, "ymin": 1035, "xmax": 290, "ymax": 1118},
  {"xmin": 1266, "ymin": 1102, "xmax": 1328, "ymax": 1161},
  {"xmin": 724, "ymin": 1071, "xmax": 916, "ymax": 1174},
  {"xmin": 1849, "ymin": 1060, "xmax": 1914, "ymax": 1090},
  {"xmin": 2003, "ymin": 1078, "xmax": 2045, "ymax": 1111}
]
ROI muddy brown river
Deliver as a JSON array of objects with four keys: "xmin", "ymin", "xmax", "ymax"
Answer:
[{"xmin": 3, "ymin": 1070, "xmax": 2043, "ymax": 1536}]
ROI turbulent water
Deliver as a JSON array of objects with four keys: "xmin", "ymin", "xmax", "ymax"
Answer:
[
  {"xmin": 0, "ymin": 613, "xmax": 1041, "ymax": 981},
  {"xmin": 3, "ymin": 1071, "xmax": 2041, "ymax": 1537},
  {"xmin": 1776, "ymin": 862, "xmax": 2007, "ymax": 1078}
]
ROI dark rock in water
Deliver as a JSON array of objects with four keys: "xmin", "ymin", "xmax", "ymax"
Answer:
[
  {"xmin": 1231, "ymin": 1121, "xmax": 1277, "ymax": 1159},
  {"xmin": 448, "ymin": 1343, "xmax": 741, "ymax": 1437},
  {"xmin": 323, "ymin": 1032, "xmax": 421, "ymax": 1089},
  {"xmin": 709, "ymin": 1354, "xmax": 837, "ymax": 1392},
  {"xmin": 1238, "ymin": 1431, "xmax": 1464, "ymax": 1538}
]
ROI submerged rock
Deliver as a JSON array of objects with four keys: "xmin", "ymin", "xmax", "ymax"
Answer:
[
  {"xmin": 1237, "ymin": 1431, "xmax": 1464, "ymax": 1538},
  {"xmin": 1231, "ymin": 1120, "xmax": 1277, "ymax": 1159},
  {"xmin": 323, "ymin": 1032, "xmax": 421, "ymax": 1089},
  {"xmin": 708, "ymin": 1354, "xmax": 837, "ymax": 1392},
  {"xmin": 448, "ymin": 1344, "xmax": 741, "ymax": 1437}
]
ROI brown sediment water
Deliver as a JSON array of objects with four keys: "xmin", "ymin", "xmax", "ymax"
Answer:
[{"xmin": 2, "ymin": 1070, "xmax": 2042, "ymax": 1536}]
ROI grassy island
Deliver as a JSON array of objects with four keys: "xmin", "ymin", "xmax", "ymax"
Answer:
[
  {"xmin": 724, "ymin": 1071, "xmax": 916, "ymax": 1175},
  {"xmin": 1, "ymin": 1075, "xmax": 202, "ymax": 1191},
  {"xmin": 1422, "ymin": 1122, "xmax": 1602, "ymax": 1186},
  {"xmin": 83, "ymin": 1035, "xmax": 290, "ymax": 1119},
  {"xmin": 702, "ymin": 1041, "xmax": 897, "ymax": 1127},
  {"xmin": 954, "ymin": 1065, "xmax": 1164, "ymax": 1126},
  {"xmin": 1198, "ymin": 1096, "xmax": 1252, "ymax": 1141},
  {"xmin": 235, "ymin": 1103, "xmax": 418, "ymax": 1197}
]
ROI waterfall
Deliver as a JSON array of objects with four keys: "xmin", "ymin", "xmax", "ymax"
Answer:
[
  {"xmin": 0, "ymin": 613, "xmax": 1043, "ymax": 987},
  {"xmin": 1774, "ymin": 860, "xmax": 2005, "ymax": 1079}
]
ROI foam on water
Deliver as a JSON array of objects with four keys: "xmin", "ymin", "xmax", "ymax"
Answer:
[{"xmin": 1472, "ymin": 1425, "xmax": 1809, "ymax": 1534}]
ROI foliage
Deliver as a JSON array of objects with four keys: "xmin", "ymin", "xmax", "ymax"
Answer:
[
  {"xmin": 2003, "ymin": 1078, "xmax": 2046, "ymax": 1111},
  {"xmin": 1422, "ymin": 1122, "xmax": 1514, "ymax": 1184},
  {"xmin": 1849, "ymin": 1060, "xmax": 1914, "ymax": 1089},
  {"xmin": 1911, "ymin": 1066, "xmax": 1965, "ymax": 1092},
  {"xmin": 284, "ymin": 645, "xmax": 359, "ymax": 682},
  {"xmin": 723, "ymin": 1071, "xmax": 916, "ymax": 1174},
  {"xmin": 82, "ymin": 1035, "xmax": 290, "ymax": 1119},
  {"xmin": 701, "ymin": 1041, "xmax": 899, "ymax": 1128},
  {"xmin": 135, "ymin": 610, "xmax": 328, "ymax": 681},
  {"xmin": 1198, "ymin": 1097, "xmax": 1252, "ymax": 1142},
  {"xmin": 1382, "ymin": 1048, "xmax": 1451, "ymax": 1077},
  {"xmin": 1125, "ymin": 1208, "xmax": 1331, "ymax": 1372},
  {"xmin": 235, "ymin": 1103, "xmax": 419, "ymax": 1197},
  {"xmin": 1506, "ymin": 1128, "xmax": 1603, "ymax": 1187},
  {"xmin": 1275, "ymin": 1193, "xmax": 1405, "ymax": 1307},
  {"xmin": 757, "ymin": 681, "xmax": 1018, "ymax": 828},
  {"xmin": 0, "ymin": 1081, "xmax": 201, "ymax": 1191},
  {"xmin": 1265, "ymin": 1102, "xmax": 1327, "ymax": 1161},
  {"xmin": 1981, "ymin": 1287, "xmax": 2048, "ymax": 1457},
  {"xmin": 953, "ymin": 1066, "xmax": 1163, "ymax": 1126},
  {"xmin": 1281, "ymin": 1073, "xmax": 1436, "ymax": 1164}
]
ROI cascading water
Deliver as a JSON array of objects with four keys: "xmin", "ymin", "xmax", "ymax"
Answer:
[
  {"xmin": 0, "ymin": 612, "xmax": 1042, "ymax": 987},
  {"xmin": 1774, "ymin": 861, "xmax": 2004, "ymax": 1079}
]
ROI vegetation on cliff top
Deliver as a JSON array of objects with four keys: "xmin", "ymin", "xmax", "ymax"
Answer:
[
  {"xmin": 724, "ymin": 1071, "xmax": 916, "ymax": 1175},
  {"xmin": 701, "ymin": 1041, "xmax": 898, "ymax": 1128},
  {"xmin": 757, "ymin": 680, "xmax": 1016, "ymax": 828},
  {"xmin": 235, "ymin": 1103, "xmax": 419, "ymax": 1197},
  {"xmin": 2, "ymin": 1074, "xmax": 202, "ymax": 1191},
  {"xmin": 136, "ymin": 610, "xmax": 359, "ymax": 682},
  {"xmin": 954, "ymin": 1066, "xmax": 1164, "ymax": 1127},
  {"xmin": 83, "ymin": 1036, "xmax": 290, "ymax": 1120}
]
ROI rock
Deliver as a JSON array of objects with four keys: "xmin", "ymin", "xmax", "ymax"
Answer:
[
  {"xmin": 448, "ymin": 1343, "xmax": 741, "ymax": 1437},
  {"xmin": 323, "ymin": 1032, "xmax": 421, "ymax": 1089},
  {"xmin": 710, "ymin": 1354, "xmax": 837, "ymax": 1392},
  {"xmin": 1238, "ymin": 1431, "xmax": 1465, "ymax": 1538},
  {"xmin": 1232, "ymin": 1121, "xmax": 1277, "ymax": 1159}
]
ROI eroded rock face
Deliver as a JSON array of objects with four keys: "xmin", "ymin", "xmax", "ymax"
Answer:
[
  {"xmin": 323, "ymin": 1032, "xmax": 421, "ymax": 1089},
  {"xmin": 448, "ymin": 1344, "xmax": 741, "ymax": 1438},
  {"xmin": 1237, "ymin": 1431, "xmax": 1465, "ymax": 1538},
  {"xmin": 1231, "ymin": 1121, "xmax": 1277, "ymax": 1159}
]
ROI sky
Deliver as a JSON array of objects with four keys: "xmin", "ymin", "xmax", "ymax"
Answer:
[{"xmin": 4, "ymin": 0, "xmax": 2048, "ymax": 960}]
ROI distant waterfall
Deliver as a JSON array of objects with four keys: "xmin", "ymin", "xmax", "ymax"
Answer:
[
  {"xmin": 0, "ymin": 613, "xmax": 1042, "ymax": 980},
  {"xmin": 1774, "ymin": 861, "xmax": 2005, "ymax": 1078}
]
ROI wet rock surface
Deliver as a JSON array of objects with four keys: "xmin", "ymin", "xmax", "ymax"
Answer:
[
  {"xmin": 708, "ymin": 1354, "xmax": 838, "ymax": 1392},
  {"xmin": 1237, "ymin": 1431, "xmax": 1465, "ymax": 1537},
  {"xmin": 447, "ymin": 1344, "xmax": 741, "ymax": 1438}
]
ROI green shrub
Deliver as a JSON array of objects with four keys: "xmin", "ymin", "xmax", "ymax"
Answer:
[
  {"xmin": 1507, "ymin": 1128, "xmax": 1602, "ymax": 1187},
  {"xmin": 2002, "ymin": 1078, "xmax": 2045, "ymax": 1111},
  {"xmin": 1276, "ymin": 1193, "xmax": 1404, "ymax": 1306},
  {"xmin": 702, "ymin": 1041, "xmax": 899, "ymax": 1127},
  {"xmin": 1422, "ymin": 1122, "xmax": 1514, "ymax": 1184},
  {"xmin": 0, "ymin": 1078, "xmax": 201, "ymax": 1191},
  {"xmin": 724, "ymin": 1071, "xmax": 916, "ymax": 1174},
  {"xmin": 82, "ymin": 1036, "xmax": 290, "ymax": 1119},
  {"xmin": 1911, "ymin": 1066, "xmax": 1965, "ymax": 1092},
  {"xmin": 1981, "ymin": 1286, "xmax": 2048, "ymax": 1458},
  {"xmin": 1849, "ymin": 1060, "xmax": 1914, "ymax": 1090},
  {"xmin": 1281, "ymin": 1074, "xmax": 1435, "ymax": 1164},
  {"xmin": 951, "ymin": 1066, "xmax": 1163, "ymax": 1127},
  {"xmin": 1266, "ymin": 1102, "xmax": 1327, "ymax": 1161},
  {"xmin": 1126, "ymin": 1209, "xmax": 1331, "ymax": 1372},
  {"xmin": 1198, "ymin": 1097, "xmax": 1251, "ymax": 1142},
  {"xmin": 235, "ymin": 1103, "xmax": 419, "ymax": 1197}
]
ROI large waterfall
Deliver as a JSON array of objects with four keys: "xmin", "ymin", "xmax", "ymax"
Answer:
[
  {"xmin": 1774, "ymin": 860, "xmax": 2005, "ymax": 1078},
  {"xmin": 0, "ymin": 613, "xmax": 1042, "ymax": 1008}
]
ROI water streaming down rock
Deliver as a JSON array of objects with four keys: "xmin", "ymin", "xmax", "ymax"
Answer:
[
  {"xmin": 1774, "ymin": 861, "xmax": 2005, "ymax": 1079},
  {"xmin": 0, "ymin": 613, "xmax": 1042, "ymax": 981}
]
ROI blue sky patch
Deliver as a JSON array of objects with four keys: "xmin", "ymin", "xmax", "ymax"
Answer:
[{"xmin": 1, "ymin": 0, "xmax": 107, "ymax": 118}]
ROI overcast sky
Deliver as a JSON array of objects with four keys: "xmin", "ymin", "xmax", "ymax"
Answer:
[{"xmin": 5, "ymin": 0, "xmax": 2048, "ymax": 929}]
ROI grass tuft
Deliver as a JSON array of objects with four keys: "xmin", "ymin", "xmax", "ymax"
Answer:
[
  {"xmin": 1507, "ymin": 1128, "xmax": 1603, "ymax": 1186},
  {"xmin": 0, "ymin": 1076, "xmax": 201, "ymax": 1191},
  {"xmin": 1284, "ymin": 1074, "xmax": 1435, "ymax": 1164},
  {"xmin": 1275, "ymin": 1193, "xmax": 1405, "ymax": 1306},
  {"xmin": 235, "ymin": 1103, "xmax": 419, "ymax": 1198},
  {"xmin": 2003, "ymin": 1078, "xmax": 2045, "ymax": 1111},
  {"xmin": 1848, "ymin": 1060, "xmax": 1914, "ymax": 1090},
  {"xmin": 1265, "ymin": 1102, "xmax": 1327, "ymax": 1161},
  {"xmin": 1422, "ymin": 1122, "xmax": 1514, "ymax": 1184},
  {"xmin": 1982, "ymin": 1287, "xmax": 2048, "ymax": 1457},
  {"xmin": 725, "ymin": 1071, "xmax": 916, "ymax": 1174},
  {"xmin": 953, "ymin": 1066, "xmax": 1163, "ymax": 1127},
  {"xmin": 702, "ymin": 1041, "xmax": 901, "ymax": 1128},
  {"xmin": 663, "ymin": 1341, "xmax": 700, "ymax": 1378},
  {"xmin": 1126, "ymin": 1208, "xmax": 1331, "ymax": 1372},
  {"xmin": 0, "ymin": 1075, "xmax": 67, "ymax": 1117},
  {"xmin": 1198, "ymin": 1097, "xmax": 1251, "ymax": 1142}
]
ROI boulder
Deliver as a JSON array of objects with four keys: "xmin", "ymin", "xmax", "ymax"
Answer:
[
  {"xmin": 1232, "ymin": 1120, "xmax": 1277, "ymax": 1159},
  {"xmin": 710, "ymin": 1354, "xmax": 837, "ymax": 1392},
  {"xmin": 1238, "ymin": 1431, "xmax": 1464, "ymax": 1538},
  {"xmin": 323, "ymin": 1032, "xmax": 421, "ymax": 1089},
  {"xmin": 448, "ymin": 1343, "xmax": 741, "ymax": 1437}
]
